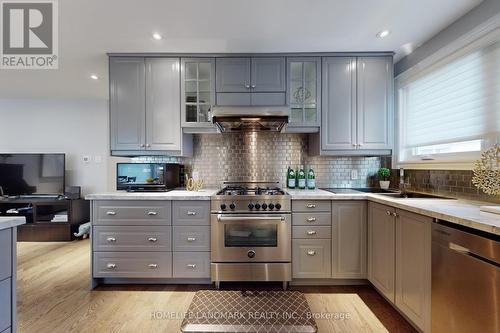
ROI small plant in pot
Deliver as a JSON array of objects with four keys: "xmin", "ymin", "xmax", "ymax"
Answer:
[{"xmin": 378, "ymin": 168, "xmax": 391, "ymax": 189}]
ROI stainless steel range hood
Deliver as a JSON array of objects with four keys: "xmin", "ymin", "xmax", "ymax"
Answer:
[{"xmin": 211, "ymin": 106, "xmax": 290, "ymax": 133}]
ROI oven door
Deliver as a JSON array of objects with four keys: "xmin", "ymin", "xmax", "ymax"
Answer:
[{"xmin": 211, "ymin": 214, "xmax": 291, "ymax": 262}]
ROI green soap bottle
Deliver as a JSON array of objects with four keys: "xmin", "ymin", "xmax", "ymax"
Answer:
[
  {"xmin": 307, "ymin": 168, "xmax": 316, "ymax": 189},
  {"xmin": 297, "ymin": 165, "xmax": 306, "ymax": 189},
  {"xmin": 287, "ymin": 166, "xmax": 296, "ymax": 189}
]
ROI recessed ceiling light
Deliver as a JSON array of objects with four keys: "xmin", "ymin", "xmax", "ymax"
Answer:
[
  {"xmin": 376, "ymin": 30, "xmax": 391, "ymax": 38},
  {"xmin": 152, "ymin": 33, "xmax": 162, "ymax": 40},
  {"xmin": 90, "ymin": 74, "xmax": 98, "ymax": 80}
]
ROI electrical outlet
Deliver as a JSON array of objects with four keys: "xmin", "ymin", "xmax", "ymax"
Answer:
[
  {"xmin": 82, "ymin": 156, "xmax": 91, "ymax": 164},
  {"xmin": 350, "ymin": 169, "xmax": 359, "ymax": 180}
]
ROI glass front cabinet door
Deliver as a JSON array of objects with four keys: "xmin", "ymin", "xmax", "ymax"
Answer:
[
  {"xmin": 181, "ymin": 58, "xmax": 216, "ymax": 128},
  {"xmin": 286, "ymin": 57, "xmax": 321, "ymax": 128}
]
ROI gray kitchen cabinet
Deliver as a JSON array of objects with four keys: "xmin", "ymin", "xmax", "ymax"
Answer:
[
  {"xmin": 145, "ymin": 58, "xmax": 181, "ymax": 151},
  {"xmin": 311, "ymin": 56, "xmax": 393, "ymax": 155},
  {"xmin": 0, "ymin": 278, "xmax": 11, "ymax": 333},
  {"xmin": 216, "ymin": 92, "xmax": 285, "ymax": 106},
  {"xmin": 292, "ymin": 239, "xmax": 331, "ymax": 278},
  {"xmin": 287, "ymin": 57, "xmax": 321, "ymax": 128},
  {"xmin": 251, "ymin": 57, "xmax": 286, "ymax": 92},
  {"xmin": 181, "ymin": 58, "xmax": 216, "ymax": 128},
  {"xmin": 357, "ymin": 57, "xmax": 393, "ymax": 150},
  {"xmin": 93, "ymin": 226, "xmax": 172, "ymax": 252},
  {"xmin": 0, "ymin": 225, "xmax": 19, "ymax": 333},
  {"xmin": 173, "ymin": 226, "xmax": 210, "ymax": 252},
  {"xmin": 173, "ymin": 252, "xmax": 211, "ymax": 278},
  {"xmin": 94, "ymin": 200, "xmax": 172, "ymax": 226},
  {"xmin": 216, "ymin": 58, "xmax": 251, "ymax": 92},
  {"xmin": 172, "ymin": 201, "xmax": 210, "ymax": 226},
  {"xmin": 332, "ymin": 201, "xmax": 367, "ymax": 279},
  {"xmin": 93, "ymin": 252, "xmax": 172, "ymax": 278},
  {"xmin": 110, "ymin": 57, "xmax": 146, "ymax": 151},
  {"xmin": 395, "ymin": 210, "xmax": 431, "ymax": 333},
  {"xmin": 368, "ymin": 202, "xmax": 396, "ymax": 303}
]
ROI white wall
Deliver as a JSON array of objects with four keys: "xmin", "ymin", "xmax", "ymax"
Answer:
[{"xmin": 0, "ymin": 98, "xmax": 119, "ymax": 194}]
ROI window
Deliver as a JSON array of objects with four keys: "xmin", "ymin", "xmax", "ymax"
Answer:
[{"xmin": 397, "ymin": 37, "xmax": 500, "ymax": 165}]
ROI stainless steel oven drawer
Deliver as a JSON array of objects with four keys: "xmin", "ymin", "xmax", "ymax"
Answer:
[
  {"xmin": 93, "ymin": 252, "xmax": 172, "ymax": 278},
  {"xmin": 292, "ymin": 200, "xmax": 331, "ymax": 212},
  {"xmin": 173, "ymin": 201, "xmax": 210, "ymax": 226},
  {"xmin": 173, "ymin": 226, "xmax": 210, "ymax": 252},
  {"xmin": 94, "ymin": 201, "xmax": 171, "ymax": 225},
  {"xmin": 0, "ymin": 230, "xmax": 12, "ymax": 281},
  {"xmin": 292, "ymin": 212, "xmax": 331, "ymax": 226},
  {"xmin": 292, "ymin": 226, "xmax": 332, "ymax": 239},
  {"xmin": 173, "ymin": 252, "xmax": 210, "ymax": 278},
  {"xmin": 93, "ymin": 226, "xmax": 171, "ymax": 252}
]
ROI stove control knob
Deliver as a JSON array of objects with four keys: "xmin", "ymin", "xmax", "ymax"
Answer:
[
  {"xmin": 275, "ymin": 203, "xmax": 282, "ymax": 210},
  {"xmin": 255, "ymin": 203, "xmax": 261, "ymax": 210},
  {"xmin": 248, "ymin": 203, "xmax": 254, "ymax": 210},
  {"xmin": 268, "ymin": 203, "xmax": 275, "ymax": 210},
  {"xmin": 247, "ymin": 250, "xmax": 256, "ymax": 258},
  {"xmin": 229, "ymin": 203, "xmax": 236, "ymax": 210},
  {"xmin": 261, "ymin": 203, "xmax": 268, "ymax": 210},
  {"xmin": 220, "ymin": 204, "xmax": 227, "ymax": 211}
]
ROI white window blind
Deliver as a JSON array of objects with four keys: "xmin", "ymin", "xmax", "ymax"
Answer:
[{"xmin": 399, "ymin": 39, "xmax": 500, "ymax": 163}]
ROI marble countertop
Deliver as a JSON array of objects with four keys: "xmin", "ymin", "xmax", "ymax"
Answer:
[
  {"xmin": 85, "ymin": 189, "xmax": 218, "ymax": 201},
  {"xmin": 86, "ymin": 188, "xmax": 500, "ymax": 235},
  {"xmin": 0, "ymin": 216, "xmax": 26, "ymax": 231}
]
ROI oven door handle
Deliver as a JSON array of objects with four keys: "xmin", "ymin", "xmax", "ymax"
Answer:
[{"xmin": 217, "ymin": 215, "xmax": 285, "ymax": 222}]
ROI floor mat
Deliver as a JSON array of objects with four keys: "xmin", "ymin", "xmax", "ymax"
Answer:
[{"xmin": 181, "ymin": 290, "xmax": 317, "ymax": 333}]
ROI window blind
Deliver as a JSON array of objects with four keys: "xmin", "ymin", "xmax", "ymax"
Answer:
[{"xmin": 401, "ymin": 40, "xmax": 500, "ymax": 149}]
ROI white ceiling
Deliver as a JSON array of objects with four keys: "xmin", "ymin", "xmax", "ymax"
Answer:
[{"xmin": 0, "ymin": 0, "xmax": 482, "ymax": 99}]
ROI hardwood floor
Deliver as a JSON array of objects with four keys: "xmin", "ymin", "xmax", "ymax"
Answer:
[{"xmin": 16, "ymin": 240, "xmax": 416, "ymax": 333}]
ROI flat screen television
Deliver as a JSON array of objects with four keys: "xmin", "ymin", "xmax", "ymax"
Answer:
[{"xmin": 0, "ymin": 153, "xmax": 65, "ymax": 196}]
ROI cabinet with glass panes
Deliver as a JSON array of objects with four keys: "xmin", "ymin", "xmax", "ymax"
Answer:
[
  {"xmin": 286, "ymin": 57, "xmax": 321, "ymax": 128},
  {"xmin": 181, "ymin": 58, "xmax": 216, "ymax": 127}
]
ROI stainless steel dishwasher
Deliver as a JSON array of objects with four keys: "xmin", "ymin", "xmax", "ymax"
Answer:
[{"xmin": 432, "ymin": 220, "xmax": 500, "ymax": 333}]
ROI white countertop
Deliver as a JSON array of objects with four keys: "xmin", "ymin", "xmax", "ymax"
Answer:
[
  {"xmin": 0, "ymin": 216, "xmax": 26, "ymax": 231},
  {"xmin": 86, "ymin": 188, "xmax": 500, "ymax": 236}
]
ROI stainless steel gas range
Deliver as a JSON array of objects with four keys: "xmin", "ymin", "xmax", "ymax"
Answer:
[{"xmin": 210, "ymin": 183, "xmax": 291, "ymax": 289}]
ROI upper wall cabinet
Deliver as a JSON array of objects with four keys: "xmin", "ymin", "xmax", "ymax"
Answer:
[
  {"xmin": 286, "ymin": 57, "xmax": 321, "ymax": 129},
  {"xmin": 110, "ymin": 57, "xmax": 191, "ymax": 156},
  {"xmin": 215, "ymin": 57, "xmax": 286, "ymax": 106},
  {"xmin": 181, "ymin": 58, "xmax": 216, "ymax": 129},
  {"xmin": 310, "ymin": 56, "xmax": 393, "ymax": 155}
]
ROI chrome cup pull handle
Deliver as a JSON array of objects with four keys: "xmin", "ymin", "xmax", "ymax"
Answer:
[
  {"xmin": 187, "ymin": 237, "xmax": 197, "ymax": 242},
  {"xmin": 106, "ymin": 263, "xmax": 117, "ymax": 269},
  {"xmin": 187, "ymin": 211, "xmax": 197, "ymax": 216},
  {"xmin": 148, "ymin": 237, "xmax": 158, "ymax": 242},
  {"xmin": 306, "ymin": 217, "xmax": 316, "ymax": 222},
  {"xmin": 187, "ymin": 264, "xmax": 197, "ymax": 269},
  {"xmin": 148, "ymin": 263, "xmax": 158, "ymax": 269},
  {"xmin": 106, "ymin": 211, "xmax": 116, "ymax": 216},
  {"xmin": 307, "ymin": 230, "xmax": 317, "ymax": 235},
  {"xmin": 106, "ymin": 237, "xmax": 116, "ymax": 242},
  {"xmin": 307, "ymin": 250, "xmax": 316, "ymax": 256},
  {"xmin": 306, "ymin": 204, "xmax": 316, "ymax": 208},
  {"xmin": 147, "ymin": 211, "xmax": 158, "ymax": 216}
]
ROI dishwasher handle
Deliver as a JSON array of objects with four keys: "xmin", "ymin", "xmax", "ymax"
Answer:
[{"xmin": 448, "ymin": 242, "xmax": 500, "ymax": 268}]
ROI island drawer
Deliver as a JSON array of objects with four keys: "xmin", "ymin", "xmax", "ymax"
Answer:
[
  {"xmin": 94, "ymin": 201, "xmax": 171, "ymax": 225},
  {"xmin": 292, "ymin": 200, "xmax": 331, "ymax": 212},
  {"xmin": 173, "ymin": 201, "xmax": 210, "ymax": 226},
  {"xmin": 173, "ymin": 226, "xmax": 210, "ymax": 252},
  {"xmin": 93, "ymin": 226, "xmax": 171, "ymax": 252},
  {"xmin": 0, "ymin": 230, "xmax": 12, "ymax": 281},
  {"xmin": 93, "ymin": 252, "xmax": 172, "ymax": 278},
  {"xmin": 293, "ymin": 226, "xmax": 332, "ymax": 239},
  {"xmin": 0, "ymin": 278, "xmax": 11, "ymax": 332},
  {"xmin": 173, "ymin": 252, "xmax": 210, "ymax": 278},
  {"xmin": 292, "ymin": 212, "xmax": 332, "ymax": 226}
]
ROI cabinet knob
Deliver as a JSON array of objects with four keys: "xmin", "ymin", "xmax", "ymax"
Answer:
[
  {"xmin": 306, "ymin": 217, "xmax": 316, "ymax": 222},
  {"xmin": 358, "ymin": 143, "xmax": 363, "ymax": 147},
  {"xmin": 140, "ymin": 144, "xmax": 145, "ymax": 148},
  {"xmin": 148, "ymin": 263, "xmax": 158, "ymax": 269},
  {"xmin": 307, "ymin": 230, "xmax": 317, "ymax": 236},
  {"xmin": 386, "ymin": 210, "xmax": 391, "ymax": 216},
  {"xmin": 187, "ymin": 264, "xmax": 197, "ymax": 269},
  {"xmin": 251, "ymin": 84, "xmax": 256, "ymax": 88},
  {"xmin": 106, "ymin": 237, "xmax": 116, "ymax": 242},
  {"xmin": 307, "ymin": 250, "xmax": 316, "ymax": 256},
  {"xmin": 148, "ymin": 237, "xmax": 158, "ymax": 242},
  {"xmin": 392, "ymin": 212, "xmax": 399, "ymax": 217},
  {"xmin": 146, "ymin": 144, "xmax": 151, "ymax": 148},
  {"xmin": 187, "ymin": 211, "xmax": 197, "ymax": 216},
  {"xmin": 244, "ymin": 83, "xmax": 250, "ymax": 89},
  {"xmin": 306, "ymin": 204, "xmax": 316, "ymax": 208},
  {"xmin": 187, "ymin": 237, "xmax": 197, "ymax": 242},
  {"xmin": 352, "ymin": 143, "xmax": 357, "ymax": 147},
  {"xmin": 106, "ymin": 211, "xmax": 116, "ymax": 216},
  {"xmin": 147, "ymin": 211, "xmax": 158, "ymax": 216},
  {"xmin": 106, "ymin": 263, "xmax": 117, "ymax": 269}
]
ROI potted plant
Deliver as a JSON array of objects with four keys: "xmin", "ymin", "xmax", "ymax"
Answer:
[{"xmin": 378, "ymin": 168, "xmax": 391, "ymax": 189}]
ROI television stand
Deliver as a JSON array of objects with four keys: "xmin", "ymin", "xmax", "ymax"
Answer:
[
  {"xmin": 15, "ymin": 194, "xmax": 63, "ymax": 200},
  {"xmin": 0, "ymin": 197, "xmax": 90, "ymax": 241}
]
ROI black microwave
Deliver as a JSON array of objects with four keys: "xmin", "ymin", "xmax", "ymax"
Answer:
[{"xmin": 116, "ymin": 163, "xmax": 184, "ymax": 192}]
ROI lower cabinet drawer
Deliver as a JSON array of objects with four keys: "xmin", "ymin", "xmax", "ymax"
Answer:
[
  {"xmin": 173, "ymin": 252, "xmax": 210, "ymax": 278},
  {"xmin": 173, "ymin": 226, "xmax": 210, "ymax": 252},
  {"xmin": 93, "ymin": 252, "xmax": 172, "ymax": 278},
  {"xmin": 292, "ymin": 212, "xmax": 331, "ymax": 226},
  {"xmin": 293, "ymin": 226, "xmax": 331, "ymax": 239},
  {"xmin": 0, "ymin": 278, "xmax": 11, "ymax": 332},
  {"xmin": 93, "ymin": 226, "xmax": 171, "ymax": 252},
  {"xmin": 292, "ymin": 239, "xmax": 331, "ymax": 279}
]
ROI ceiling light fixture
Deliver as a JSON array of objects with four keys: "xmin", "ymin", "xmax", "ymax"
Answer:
[
  {"xmin": 152, "ymin": 33, "xmax": 162, "ymax": 40},
  {"xmin": 376, "ymin": 30, "xmax": 390, "ymax": 38},
  {"xmin": 90, "ymin": 74, "xmax": 98, "ymax": 80}
]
